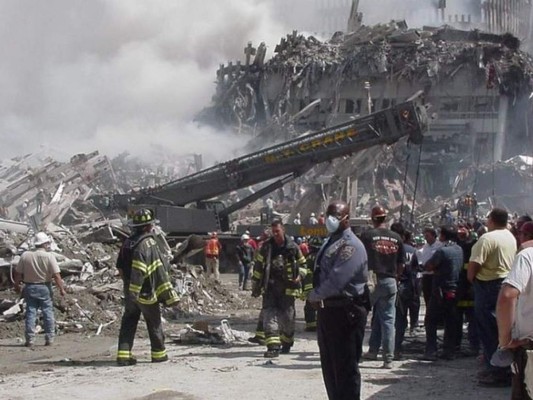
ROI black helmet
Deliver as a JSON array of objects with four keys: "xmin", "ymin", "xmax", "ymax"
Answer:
[{"xmin": 130, "ymin": 208, "xmax": 155, "ymax": 227}]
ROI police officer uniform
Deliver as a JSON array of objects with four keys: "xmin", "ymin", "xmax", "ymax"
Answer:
[{"xmin": 309, "ymin": 226, "xmax": 369, "ymax": 400}]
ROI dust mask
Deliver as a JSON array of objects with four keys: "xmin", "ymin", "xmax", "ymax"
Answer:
[{"xmin": 325, "ymin": 215, "xmax": 341, "ymax": 233}]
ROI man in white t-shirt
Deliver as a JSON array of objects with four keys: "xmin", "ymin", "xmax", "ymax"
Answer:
[{"xmin": 496, "ymin": 221, "xmax": 533, "ymax": 399}]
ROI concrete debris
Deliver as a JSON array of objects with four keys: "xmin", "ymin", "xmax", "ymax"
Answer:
[
  {"xmin": 173, "ymin": 319, "xmax": 250, "ymax": 345},
  {"xmin": 0, "ymin": 222, "xmax": 257, "ymax": 339},
  {"xmin": 198, "ymin": 22, "xmax": 533, "ymax": 223}
]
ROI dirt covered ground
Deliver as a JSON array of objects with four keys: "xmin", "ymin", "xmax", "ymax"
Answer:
[{"xmin": 0, "ymin": 274, "xmax": 511, "ymax": 400}]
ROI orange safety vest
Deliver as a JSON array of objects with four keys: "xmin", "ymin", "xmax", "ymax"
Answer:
[{"xmin": 205, "ymin": 238, "xmax": 220, "ymax": 257}]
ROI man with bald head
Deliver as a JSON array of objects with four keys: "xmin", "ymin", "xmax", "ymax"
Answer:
[{"xmin": 308, "ymin": 200, "xmax": 370, "ymax": 400}]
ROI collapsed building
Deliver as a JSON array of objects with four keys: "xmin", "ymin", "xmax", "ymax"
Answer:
[{"xmin": 199, "ymin": 13, "xmax": 533, "ymax": 218}]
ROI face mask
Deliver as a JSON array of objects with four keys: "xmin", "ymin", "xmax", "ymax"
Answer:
[{"xmin": 325, "ymin": 215, "xmax": 341, "ymax": 233}]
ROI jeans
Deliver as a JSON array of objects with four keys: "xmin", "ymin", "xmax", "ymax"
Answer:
[
  {"xmin": 24, "ymin": 283, "xmax": 55, "ymax": 343},
  {"xmin": 368, "ymin": 278, "xmax": 397, "ymax": 362},
  {"xmin": 474, "ymin": 279, "xmax": 509, "ymax": 374},
  {"xmin": 238, "ymin": 262, "xmax": 251, "ymax": 289}
]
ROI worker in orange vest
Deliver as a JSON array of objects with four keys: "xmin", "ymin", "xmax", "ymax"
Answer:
[{"xmin": 205, "ymin": 232, "xmax": 222, "ymax": 281}]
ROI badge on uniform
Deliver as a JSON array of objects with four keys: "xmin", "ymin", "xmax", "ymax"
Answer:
[{"xmin": 339, "ymin": 245, "xmax": 355, "ymax": 262}]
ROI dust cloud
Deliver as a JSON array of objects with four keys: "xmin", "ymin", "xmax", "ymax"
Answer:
[{"xmin": 0, "ymin": 0, "xmax": 286, "ymax": 165}]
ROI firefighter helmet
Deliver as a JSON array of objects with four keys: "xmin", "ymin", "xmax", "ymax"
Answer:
[
  {"xmin": 371, "ymin": 206, "xmax": 387, "ymax": 219},
  {"xmin": 130, "ymin": 208, "xmax": 155, "ymax": 227}
]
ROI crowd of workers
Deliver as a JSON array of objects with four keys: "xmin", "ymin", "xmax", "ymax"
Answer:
[
  {"xmin": 11, "ymin": 203, "xmax": 533, "ymax": 400},
  {"xmin": 242, "ymin": 205, "xmax": 533, "ymax": 399}
]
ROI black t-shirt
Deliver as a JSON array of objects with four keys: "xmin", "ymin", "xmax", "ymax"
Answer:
[{"xmin": 361, "ymin": 227, "xmax": 404, "ymax": 278}]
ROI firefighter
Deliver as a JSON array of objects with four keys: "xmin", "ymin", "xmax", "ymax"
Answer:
[
  {"xmin": 251, "ymin": 219, "xmax": 307, "ymax": 358},
  {"xmin": 205, "ymin": 232, "xmax": 222, "ymax": 281},
  {"xmin": 116, "ymin": 208, "xmax": 180, "ymax": 366}
]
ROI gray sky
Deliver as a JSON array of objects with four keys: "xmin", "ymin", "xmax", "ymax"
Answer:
[{"xmin": 0, "ymin": 0, "xmax": 286, "ymax": 163}]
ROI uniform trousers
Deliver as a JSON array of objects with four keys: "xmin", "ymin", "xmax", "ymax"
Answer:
[
  {"xmin": 117, "ymin": 292, "xmax": 166, "ymax": 362},
  {"xmin": 317, "ymin": 302, "xmax": 367, "ymax": 400},
  {"xmin": 262, "ymin": 284, "xmax": 295, "ymax": 349}
]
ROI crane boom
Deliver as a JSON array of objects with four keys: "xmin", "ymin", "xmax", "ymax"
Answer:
[{"xmin": 140, "ymin": 99, "xmax": 427, "ymax": 207}]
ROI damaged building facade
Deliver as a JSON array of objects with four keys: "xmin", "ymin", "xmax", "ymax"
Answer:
[{"xmin": 200, "ymin": 0, "xmax": 533, "ymax": 216}]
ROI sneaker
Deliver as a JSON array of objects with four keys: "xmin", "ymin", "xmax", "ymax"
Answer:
[
  {"xmin": 420, "ymin": 352, "xmax": 438, "ymax": 361},
  {"xmin": 382, "ymin": 361, "xmax": 393, "ymax": 369},
  {"xmin": 152, "ymin": 355, "xmax": 169, "ymax": 363},
  {"xmin": 248, "ymin": 336, "xmax": 265, "ymax": 345},
  {"xmin": 362, "ymin": 351, "xmax": 378, "ymax": 361},
  {"xmin": 280, "ymin": 345, "xmax": 291, "ymax": 354},
  {"xmin": 117, "ymin": 357, "xmax": 137, "ymax": 367},
  {"xmin": 264, "ymin": 349, "xmax": 280, "ymax": 358}
]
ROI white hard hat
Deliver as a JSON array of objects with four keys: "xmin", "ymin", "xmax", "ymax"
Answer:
[
  {"xmin": 311, "ymin": 213, "xmax": 315, "ymax": 217},
  {"xmin": 241, "ymin": 234, "xmax": 250, "ymax": 241},
  {"xmin": 34, "ymin": 232, "xmax": 50, "ymax": 246}
]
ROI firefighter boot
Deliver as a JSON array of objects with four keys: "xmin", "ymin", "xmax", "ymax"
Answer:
[{"xmin": 264, "ymin": 347, "xmax": 280, "ymax": 358}]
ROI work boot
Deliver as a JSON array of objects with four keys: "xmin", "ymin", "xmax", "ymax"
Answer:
[
  {"xmin": 362, "ymin": 351, "xmax": 378, "ymax": 361},
  {"xmin": 420, "ymin": 352, "xmax": 438, "ymax": 361},
  {"xmin": 248, "ymin": 336, "xmax": 264, "ymax": 345},
  {"xmin": 45, "ymin": 338, "xmax": 54, "ymax": 346},
  {"xmin": 280, "ymin": 345, "xmax": 291, "ymax": 354},
  {"xmin": 152, "ymin": 355, "xmax": 169, "ymax": 363},
  {"xmin": 24, "ymin": 340, "xmax": 34, "ymax": 348},
  {"xmin": 382, "ymin": 361, "xmax": 393, "ymax": 369},
  {"xmin": 264, "ymin": 348, "xmax": 280, "ymax": 358},
  {"xmin": 117, "ymin": 357, "xmax": 137, "ymax": 367},
  {"xmin": 393, "ymin": 352, "xmax": 403, "ymax": 361}
]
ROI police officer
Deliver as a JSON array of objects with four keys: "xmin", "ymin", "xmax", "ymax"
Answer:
[{"xmin": 308, "ymin": 201, "xmax": 370, "ymax": 400}]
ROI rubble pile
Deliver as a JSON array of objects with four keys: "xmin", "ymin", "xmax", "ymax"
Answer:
[
  {"xmin": 0, "ymin": 228, "xmax": 255, "ymax": 340},
  {"xmin": 204, "ymin": 22, "xmax": 533, "ymax": 130}
]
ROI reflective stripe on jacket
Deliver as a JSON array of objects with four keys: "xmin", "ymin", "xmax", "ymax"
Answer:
[{"xmin": 128, "ymin": 234, "xmax": 179, "ymax": 306}]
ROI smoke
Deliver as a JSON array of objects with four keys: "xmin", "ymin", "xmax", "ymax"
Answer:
[{"xmin": 0, "ymin": 0, "xmax": 286, "ymax": 165}]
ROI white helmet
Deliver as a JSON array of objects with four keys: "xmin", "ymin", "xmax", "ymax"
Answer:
[
  {"xmin": 310, "ymin": 213, "xmax": 316, "ymax": 217},
  {"xmin": 34, "ymin": 232, "xmax": 50, "ymax": 246},
  {"xmin": 241, "ymin": 234, "xmax": 250, "ymax": 241}
]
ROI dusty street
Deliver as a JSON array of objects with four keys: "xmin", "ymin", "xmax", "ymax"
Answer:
[{"xmin": 0, "ymin": 275, "xmax": 511, "ymax": 400}]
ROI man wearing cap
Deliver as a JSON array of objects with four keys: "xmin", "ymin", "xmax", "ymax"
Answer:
[
  {"xmin": 361, "ymin": 206, "xmax": 404, "ymax": 369},
  {"xmin": 14, "ymin": 232, "xmax": 66, "ymax": 347},
  {"xmin": 116, "ymin": 208, "xmax": 179, "ymax": 366},
  {"xmin": 496, "ymin": 221, "xmax": 533, "ymax": 398},
  {"xmin": 236, "ymin": 234, "xmax": 254, "ymax": 290}
]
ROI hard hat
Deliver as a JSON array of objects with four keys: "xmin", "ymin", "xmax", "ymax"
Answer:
[
  {"xmin": 241, "ymin": 234, "xmax": 250, "ymax": 241},
  {"xmin": 130, "ymin": 208, "xmax": 155, "ymax": 227},
  {"xmin": 34, "ymin": 232, "xmax": 50, "ymax": 246},
  {"xmin": 210, "ymin": 232, "xmax": 218, "ymax": 237},
  {"xmin": 371, "ymin": 206, "xmax": 387, "ymax": 219},
  {"xmin": 310, "ymin": 213, "xmax": 316, "ymax": 217}
]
